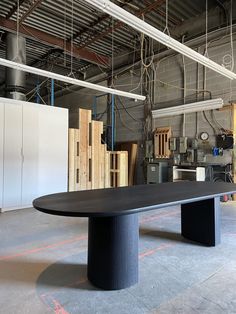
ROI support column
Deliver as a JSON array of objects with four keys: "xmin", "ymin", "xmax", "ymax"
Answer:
[
  {"xmin": 181, "ymin": 197, "xmax": 220, "ymax": 246},
  {"xmin": 87, "ymin": 214, "xmax": 139, "ymax": 290}
]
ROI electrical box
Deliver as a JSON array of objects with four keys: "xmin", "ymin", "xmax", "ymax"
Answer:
[
  {"xmin": 179, "ymin": 137, "xmax": 188, "ymax": 153},
  {"xmin": 147, "ymin": 161, "xmax": 169, "ymax": 184},
  {"xmin": 169, "ymin": 137, "xmax": 177, "ymax": 151},
  {"xmin": 188, "ymin": 138, "xmax": 198, "ymax": 150},
  {"xmin": 186, "ymin": 149, "xmax": 195, "ymax": 163},
  {"xmin": 145, "ymin": 140, "xmax": 153, "ymax": 159}
]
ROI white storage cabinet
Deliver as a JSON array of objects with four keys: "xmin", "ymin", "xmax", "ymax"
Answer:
[{"xmin": 0, "ymin": 97, "xmax": 68, "ymax": 212}]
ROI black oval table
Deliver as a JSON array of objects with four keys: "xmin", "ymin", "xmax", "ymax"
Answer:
[{"xmin": 33, "ymin": 181, "xmax": 236, "ymax": 290}]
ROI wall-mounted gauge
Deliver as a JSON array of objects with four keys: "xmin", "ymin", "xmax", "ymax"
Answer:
[{"xmin": 200, "ymin": 132, "xmax": 209, "ymax": 141}]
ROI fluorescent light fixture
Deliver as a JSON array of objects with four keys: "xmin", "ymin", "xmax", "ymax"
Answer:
[
  {"xmin": 84, "ymin": 0, "xmax": 236, "ymax": 80},
  {"xmin": 0, "ymin": 57, "xmax": 146, "ymax": 101},
  {"xmin": 152, "ymin": 98, "xmax": 224, "ymax": 118}
]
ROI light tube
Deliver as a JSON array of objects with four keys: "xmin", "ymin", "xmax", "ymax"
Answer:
[
  {"xmin": 152, "ymin": 98, "xmax": 224, "ymax": 118},
  {"xmin": 0, "ymin": 57, "xmax": 146, "ymax": 101},
  {"xmin": 84, "ymin": 0, "xmax": 236, "ymax": 80}
]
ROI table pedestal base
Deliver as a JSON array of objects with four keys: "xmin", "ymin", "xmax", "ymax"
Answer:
[
  {"xmin": 87, "ymin": 214, "xmax": 139, "ymax": 290},
  {"xmin": 181, "ymin": 197, "xmax": 220, "ymax": 246}
]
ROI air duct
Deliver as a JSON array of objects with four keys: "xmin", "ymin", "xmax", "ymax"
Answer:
[{"xmin": 5, "ymin": 33, "xmax": 26, "ymax": 101}]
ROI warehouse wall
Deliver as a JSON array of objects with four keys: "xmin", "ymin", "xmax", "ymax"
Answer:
[
  {"xmin": 153, "ymin": 37, "xmax": 236, "ymax": 146},
  {"xmin": 56, "ymin": 35, "xmax": 236, "ymax": 184}
]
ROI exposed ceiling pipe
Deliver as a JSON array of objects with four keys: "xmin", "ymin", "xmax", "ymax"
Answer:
[{"xmin": 5, "ymin": 33, "xmax": 26, "ymax": 101}]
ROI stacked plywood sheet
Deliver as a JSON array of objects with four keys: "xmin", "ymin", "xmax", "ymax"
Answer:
[{"xmin": 68, "ymin": 109, "xmax": 128, "ymax": 191}]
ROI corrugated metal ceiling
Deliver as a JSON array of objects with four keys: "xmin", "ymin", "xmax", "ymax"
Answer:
[{"xmin": 0, "ymin": 0, "xmax": 226, "ymax": 74}]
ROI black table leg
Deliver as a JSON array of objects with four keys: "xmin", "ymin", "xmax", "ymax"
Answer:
[
  {"xmin": 181, "ymin": 197, "xmax": 220, "ymax": 246},
  {"xmin": 87, "ymin": 214, "xmax": 139, "ymax": 290}
]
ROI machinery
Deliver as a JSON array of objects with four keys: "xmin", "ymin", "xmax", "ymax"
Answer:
[
  {"xmin": 145, "ymin": 128, "xmax": 233, "ymax": 185},
  {"xmin": 146, "ymin": 161, "xmax": 169, "ymax": 184},
  {"xmin": 169, "ymin": 134, "xmax": 233, "ymax": 184}
]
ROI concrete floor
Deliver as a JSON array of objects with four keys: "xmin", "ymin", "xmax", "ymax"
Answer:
[{"xmin": 1, "ymin": 202, "xmax": 236, "ymax": 314}]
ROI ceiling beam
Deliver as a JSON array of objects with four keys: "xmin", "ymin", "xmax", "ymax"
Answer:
[
  {"xmin": 69, "ymin": 0, "xmax": 133, "ymax": 43},
  {"xmin": 19, "ymin": 0, "xmax": 44, "ymax": 24},
  {"xmin": 0, "ymin": 17, "xmax": 110, "ymax": 67},
  {"xmin": 79, "ymin": 0, "xmax": 167, "ymax": 49},
  {"xmin": 5, "ymin": 0, "xmax": 26, "ymax": 19}
]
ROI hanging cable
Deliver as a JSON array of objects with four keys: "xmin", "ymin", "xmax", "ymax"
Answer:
[
  {"xmin": 15, "ymin": 0, "xmax": 20, "ymax": 61},
  {"xmin": 229, "ymin": 0, "xmax": 234, "ymax": 101},
  {"xmin": 230, "ymin": 0, "xmax": 234, "ymax": 71},
  {"xmin": 182, "ymin": 35, "xmax": 186, "ymax": 137},
  {"xmin": 111, "ymin": 16, "xmax": 114, "ymax": 87},
  {"xmin": 140, "ymin": 15, "xmax": 154, "ymax": 69},
  {"xmin": 163, "ymin": 0, "xmax": 170, "ymax": 36},
  {"xmin": 205, "ymin": 0, "xmax": 209, "ymax": 58},
  {"xmin": 64, "ymin": 0, "xmax": 67, "ymax": 67},
  {"xmin": 117, "ymin": 96, "xmax": 141, "ymax": 123},
  {"xmin": 69, "ymin": 0, "xmax": 74, "ymax": 77},
  {"xmin": 115, "ymin": 103, "xmax": 137, "ymax": 132},
  {"xmin": 130, "ymin": 39, "xmax": 136, "ymax": 89}
]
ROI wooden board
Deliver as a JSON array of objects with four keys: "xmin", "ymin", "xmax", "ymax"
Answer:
[
  {"xmin": 117, "ymin": 151, "xmax": 128, "ymax": 187},
  {"xmin": 91, "ymin": 120, "xmax": 103, "ymax": 189},
  {"xmin": 78, "ymin": 109, "xmax": 91, "ymax": 190},
  {"xmin": 105, "ymin": 151, "xmax": 111, "ymax": 188},
  {"xmin": 68, "ymin": 128, "xmax": 79, "ymax": 191},
  {"xmin": 110, "ymin": 151, "xmax": 128, "ymax": 187},
  {"xmin": 100, "ymin": 144, "xmax": 106, "ymax": 189},
  {"xmin": 117, "ymin": 142, "xmax": 137, "ymax": 185}
]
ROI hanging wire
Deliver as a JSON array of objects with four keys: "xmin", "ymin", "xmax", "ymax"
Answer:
[
  {"xmin": 15, "ymin": 0, "xmax": 20, "ymax": 61},
  {"xmin": 230, "ymin": 0, "xmax": 234, "ymax": 71},
  {"xmin": 182, "ymin": 35, "xmax": 186, "ymax": 137},
  {"xmin": 111, "ymin": 16, "xmax": 114, "ymax": 87},
  {"xmin": 204, "ymin": 0, "xmax": 209, "ymax": 58},
  {"xmin": 130, "ymin": 39, "xmax": 136, "ymax": 89},
  {"xmin": 64, "ymin": 0, "xmax": 67, "ymax": 67},
  {"xmin": 69, "ymin": 0, "xmax": 74, "ymax": 77},
  {"xmin": 163, "ymin": 0, "xmax": 170, "ymax": 36},
  {"xmin": 229, "ymin": 0, "xmax": 234, "ymax": 100}
]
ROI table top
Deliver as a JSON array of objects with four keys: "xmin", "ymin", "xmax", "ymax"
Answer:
[{"xmin": 33, "ymin": 181, "xmax": 236, "ymax": 217}]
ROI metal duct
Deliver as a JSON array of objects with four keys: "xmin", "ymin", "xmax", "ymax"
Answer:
[{"xmin": 5, "ymin": 33, "xmax": 26, "ymax": 101}]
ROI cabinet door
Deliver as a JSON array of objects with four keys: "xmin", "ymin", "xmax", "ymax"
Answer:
[
  {"xmin": 38, "ymin": 106, "xmax": 68, "ymax": 196},
  {"xmin": 3, "ymin": 103, "xmax": 22, "ymax": 208},
  {"xmin": 21, "ymin": 103, "xmax": 39, "ymax": 206},
  {"xmin": 0, "ymin": 103, "xmax": 4, "ymax": 208}
]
